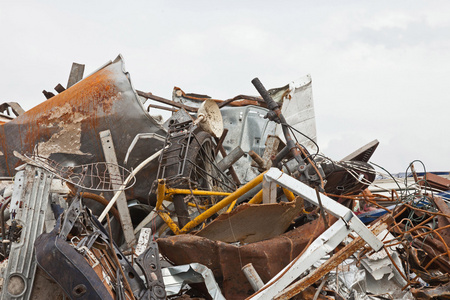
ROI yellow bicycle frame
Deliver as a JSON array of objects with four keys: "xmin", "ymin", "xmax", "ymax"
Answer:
[{"xmin": 155, "ymin": 172, "xmax": 267, "ymax": 234}]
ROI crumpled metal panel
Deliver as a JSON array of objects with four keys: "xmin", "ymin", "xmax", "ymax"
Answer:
[
  {"xmin": 195, "ymin": 199, "xmax": 304, "ymax": 243},
  {"xmin": 220, "ymin": 105, "xmax": 276, "ymax": 183},
  {"xmin": 162, "ymin": 263, "xmax": 226, "ymax": 299},
  {"xmin": 0, "ymin": 55, "xmax": 166, "ymax": 204},
  {"xmin": 270, "ymin": 75, "xmax": 317, "ymax": 153},
  {"xmin": 434, "ymin": 196, "xmax": 450, "ymax": 247},
  {"xmin": 158, "ymin": 217, "xmax": 332, "ymax": 299}
]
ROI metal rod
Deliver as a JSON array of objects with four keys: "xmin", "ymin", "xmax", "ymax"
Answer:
[
  {"xmin": 216, "ymin": 144, "xmax": 242, "ymax": 186},
  {"xmin": 249, "ymin": 150, "xmax": 265, "ymax": 169},
  {"xmin": 137, "ymin": 90, "xmax": 198, "ymax": 112},
  {"xmin": 315, "ymin": 187, "xmax": 329, "ymax": 229},
  {"xmin": 242, "ymin": 263, "xmax": 265, "ymax": 292},
  {"xmin": 248, "ymin": 189, "xmax": 264, "ymax": 204},
  {"xmin": 214, "ymin": 129, "xmax": 228, "ymax": 157},
  {"xmin": 106, "ymin": 214, "xmax": 135, "ymax": 298},
  {"xmin": 167, "ymin": 189, "xmax": 231, "ymax": 196},
  {"xmin": 147, "ymin": 103, "xmax": 178, "ymax": 112}
]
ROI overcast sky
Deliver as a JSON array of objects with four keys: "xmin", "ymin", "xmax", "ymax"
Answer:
[{"xmin": 1, "ymin": 1, "xmax": 449, "ymax": 173}]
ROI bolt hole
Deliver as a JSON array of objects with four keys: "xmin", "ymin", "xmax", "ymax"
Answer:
[{"xmin": 72, "ymin": 284, "xmax": 87, "ymax": 297}]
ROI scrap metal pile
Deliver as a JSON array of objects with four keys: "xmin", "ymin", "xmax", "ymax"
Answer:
[{"xmin": 0, "ymin": 55, "xmax": 449, "ymax": 299}]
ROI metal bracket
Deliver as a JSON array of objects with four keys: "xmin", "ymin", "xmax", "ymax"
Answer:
[
  {"xmin": 263, "ymin": 168, "xmax": 383, "ymax": 250},
  {"xmin": 135, "ymin": 241, "xmax": 166, "ymax": 299},
  {"xmin": 1, "ymin": 166, "xmax": 53, "ymax": 300}
]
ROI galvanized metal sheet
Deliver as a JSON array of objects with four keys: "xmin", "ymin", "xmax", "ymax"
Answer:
[{"xmin": 272, "ymin": 75, "xmax": 317, "ymax": 153}]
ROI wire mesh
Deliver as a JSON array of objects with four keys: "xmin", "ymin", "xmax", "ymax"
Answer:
[{"xmin": 22, "ymin": 154, "xmax": 136, "ymax": 192}]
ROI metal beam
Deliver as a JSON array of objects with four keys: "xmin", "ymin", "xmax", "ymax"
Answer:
[{"xmin": 100, "ymin": 130, "xmax": 136, "ymax": 248}]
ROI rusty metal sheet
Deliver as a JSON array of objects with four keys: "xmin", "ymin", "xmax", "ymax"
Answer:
[
  {"xmin": 413, "ymin": 236, "xmax": 450, "ymax": 274},
  {"xmin": 195, "ymin": 198, "xmax": 304, "ymax": 243},
  {"xmin": 0, "ymin": 55, "xmax": 166, "ymax": 204},
  {"xmin": 411, "ymin": 281, "xmax": 450, "ymax": 300},
  {"xmin": 158, "ymin": 217, "xmax": 333, "ymax": 299},
  {"xmin": 434, "ymin": 196, "xmax": 450, "ymax": 247},
  {"xmin": 421, "ymin": 173, "xmax": 450, "ymax": 190}
]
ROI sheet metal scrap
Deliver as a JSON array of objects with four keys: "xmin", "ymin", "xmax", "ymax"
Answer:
[
  {"xmin": 0, "ymin": 55, "xmax": 166, "ymax": 205},
  {"xmin": 158, "ymin": 217, "xmax": 332, "ymax": 299},
  {"xmin": 195, "ymin": 198, "xmax": 304, "ymax": 244},
  {"xmin": 272, "ymin": 214, "xmax": 393, "ymax": 300},
  {"xmin": 4, "ymin": 54, "xmax": 450, "ymax": 300}
]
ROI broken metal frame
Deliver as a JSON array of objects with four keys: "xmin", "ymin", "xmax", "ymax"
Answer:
[
  {"xmin": 248, "ymin": 168, "xmax": 384, "ymax": 299},
  {"xmin": 156, "ymin": 172, "xmax": 267, "ymax": 234},
  {"xmin": 156, "ymin": 180, "xmax": 234, "ymax": 212},
  {"xmin": 155, "ymin": 180, "xmax": 232, "ymax": 211}
]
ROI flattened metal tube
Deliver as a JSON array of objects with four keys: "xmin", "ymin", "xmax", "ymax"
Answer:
[{"xmin": 242, "ymin": 263, "xmax": 264, "ymax": 292}]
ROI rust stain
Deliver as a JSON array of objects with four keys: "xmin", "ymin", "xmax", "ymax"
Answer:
[
  {"xmin": 1, "ymin": 68, "xmax": 118, "ymax": 157},
  {"xmin": 158, "ymin": 217, "xmax": 331, "ymax": 299},
  {"xmin": 0, "ymin": 67, "xmax": 123, "ymax": 176}
]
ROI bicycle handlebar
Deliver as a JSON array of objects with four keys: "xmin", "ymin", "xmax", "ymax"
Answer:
[{"xmin": 251, "ymin": 78, "xmax": 279, "ymax": 111}]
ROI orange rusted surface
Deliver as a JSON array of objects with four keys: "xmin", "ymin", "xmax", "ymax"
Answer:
[
  {"xmin": 0, "ymin": 57, "xmax": 166, "ymax": 204},
  {"xmin": 0, "ymin": 68, "xmax": 117, "ymax": 173},
  {"xmin": 158, "ymin": 217, "xmax": 333, "ymax": 300}
]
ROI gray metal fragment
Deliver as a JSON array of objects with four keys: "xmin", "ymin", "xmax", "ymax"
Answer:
[
  {"xmin": 1, "ymin": 166, "xmax": 53, "ymax": 300},
  {"xmin": 162, "ymin": 263, "xmax": 225, "ymax": 300},
  {"xmin": 67, "ymin": 62, "xmax": 85, "ymax": 88}
]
